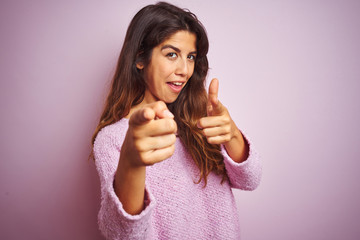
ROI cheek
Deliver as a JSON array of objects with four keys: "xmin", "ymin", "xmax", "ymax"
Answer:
[
  {"xmin": 158, "ymin": 64, "xmax": 174, "ymax": 78},
  {"xmin": 188, "ymin": 64, "xmax": 195, "ymax": 78}
]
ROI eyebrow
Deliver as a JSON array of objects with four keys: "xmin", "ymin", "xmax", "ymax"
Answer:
[{"xmin": 161, "ymin": 44, "xmax": 197, "ymax": 55}]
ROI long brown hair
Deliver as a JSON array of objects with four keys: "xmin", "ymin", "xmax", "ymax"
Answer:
[{"xmin": 92, "ymin": 2, "xmax": 227, "ymax": 185}]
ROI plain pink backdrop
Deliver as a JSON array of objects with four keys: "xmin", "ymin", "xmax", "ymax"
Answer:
[{"xmin": 1, "ymin": 0, "xmax": 359, "ymax": 239}]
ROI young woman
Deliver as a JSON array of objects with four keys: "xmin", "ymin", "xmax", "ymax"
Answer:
[{"xmin": 92, "ymin": 2, "xmax": 261, "ymax": 239}]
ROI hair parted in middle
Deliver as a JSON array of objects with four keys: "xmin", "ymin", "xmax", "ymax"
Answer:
[{"xmin": 92, "ymin": 2, "xmax": 227, "ymax": 186}]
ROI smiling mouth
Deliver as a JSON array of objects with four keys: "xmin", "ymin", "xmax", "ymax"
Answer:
[
  {"xmin": 170, "ymin": 82, "xmax": 184, "ymax": 86},
  {"xmin": 167, "ymin": 82, "xmax": 185, "ymax": 92}
]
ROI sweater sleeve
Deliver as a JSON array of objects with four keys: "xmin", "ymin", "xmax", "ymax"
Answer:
[
  {"xmin": 221, "ymin": 131, "xmax": 262, "ymax": 190},
  {"xmin": 93, "ymin": 126, "xmax": 156, "ymax": 240}
]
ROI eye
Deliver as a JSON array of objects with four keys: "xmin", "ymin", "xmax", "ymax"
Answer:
[
  {"xmin": 187, "ymin": 54, "xmax": 196, "ymax": 61},
  {"xmin": 166, "ymin": 52, "xmax": 177, "ymax": 59}
]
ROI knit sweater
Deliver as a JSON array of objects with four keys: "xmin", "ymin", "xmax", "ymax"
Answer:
[{"xmin": 93, "ymin": 118, "xmax": 261, "ymax": 240}]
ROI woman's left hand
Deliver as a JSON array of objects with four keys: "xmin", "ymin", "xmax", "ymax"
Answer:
[
  {"xmin": 198, "ymin": 78, "xmax": 248, "ymax": 163},
  {"xmin": 197, "ymin": 78, "xmax": 241, "ymax": 145}
]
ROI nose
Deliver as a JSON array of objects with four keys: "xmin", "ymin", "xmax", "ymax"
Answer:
[{"xmin": 175, "ymin": 58, "xmax": 188, "ymax": 77}]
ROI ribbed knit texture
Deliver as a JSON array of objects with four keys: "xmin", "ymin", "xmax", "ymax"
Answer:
[{"xmin": 93, "ymin": 118, "xmax": 261, "ymax": 240}]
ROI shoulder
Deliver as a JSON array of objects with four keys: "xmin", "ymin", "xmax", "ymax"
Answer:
[{"xmin": 94, "ymin": 118, "xmax": 129, "ymax": 151}]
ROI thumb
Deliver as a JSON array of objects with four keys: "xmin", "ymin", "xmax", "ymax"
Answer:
[
  {"xmin": 208, "ymin": 78, "xmax": 225, "ymax": 115},
  {"xmin": 208, "ymin": 78, "xmax": 219, "ymax": 106}
]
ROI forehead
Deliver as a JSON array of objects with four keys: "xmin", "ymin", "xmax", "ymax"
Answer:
[{"xmin": 160, "ymin": 31, "xmax": 197, "ymax": 50}]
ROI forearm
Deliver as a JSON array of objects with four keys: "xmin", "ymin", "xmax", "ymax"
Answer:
[
  {"xmin": 223, "ymin": 121, "xmax": 249, "ymax": 163},
  {"xmin": 114, "ymin": 155, "xmax": 146, "ymax": 215}
]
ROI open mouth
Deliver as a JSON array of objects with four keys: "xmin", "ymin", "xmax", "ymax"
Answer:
[{"xmin": 167, "ymin": 82, "xmax": 185, "ymax": 92}]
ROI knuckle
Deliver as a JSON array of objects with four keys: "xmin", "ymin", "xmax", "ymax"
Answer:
[
  {"xmin": 223, "ymin": 116, "xmax": 231, "ymax": 124},
  {"xmin": 163, "ymin": 120, "xmax": 171, "ymax": 130},
  {"xmin": 155, "ymin": 101, "xmax": 166, "ymax": 109},
  {"xmin": 134, "ymin": 139, "xmax": 146, "ymax": 151},
  {"xmin": 143, "ymin": 107, "xmax": 153, "ymax": 119},
  {"xmin": 202, "ymin": 128, "xmax": 209, "ymax": 136},
  {"xmin": 139, "ymin": 152, "xmax": 147, "ymax": 162},
  {"xmin": 198, "ymin": 119, "xmax": 205, "ymax": 127},
  {"xmin": 164, "ymin": 145, "xmax": 175, "ymax": 159},
  {"xmin": 165, "ymin": 119, "xmax": 176, "ymax": 131},
  {"xmin": 225, "ymin": 125, "xmax": 231, "ymax": 133},
  {"xmin": 173, "ymin": 121, "xmax": 178, "ymax": 132},
  {"xmin": 140, "ymin": 153, "xmax": 154, "ymax": 166},
  {"xmin": 169, "ymin": 134, "xmax": 176, "ymax": 144},
  {"xmin": 169, "ymin": 144, "xmax": 175, "ymax": 154}
]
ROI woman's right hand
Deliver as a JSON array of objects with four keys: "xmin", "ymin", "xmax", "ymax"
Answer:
[
  {"xmin": 114, "ymin": 101, "xmax": 177, "ymax": 215},
  {"xmin": 122, "ymin": 101, "xmax": 177, "ymax": 167}
]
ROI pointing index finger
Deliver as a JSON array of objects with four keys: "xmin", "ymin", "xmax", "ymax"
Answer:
[
  {"xmin": 129, "ymin": 107, "xmax": 155, "ymax": 126},
  {"xmin": 129, "ymin": 101, "xmax": 174, "ymax": 126}
]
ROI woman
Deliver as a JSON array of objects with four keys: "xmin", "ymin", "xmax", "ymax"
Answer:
[{"xmin": 92, "ymin": 2, "xmax": 261, "ymax": 239}]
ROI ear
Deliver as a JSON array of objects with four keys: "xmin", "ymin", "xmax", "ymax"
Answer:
[
  {"xmin": 136, "ymin": 62, "xmax": 144, "ymax": 70},
  {"xmin": 136, "ymin": 50, "xmax": 145, "ymax": 70}
]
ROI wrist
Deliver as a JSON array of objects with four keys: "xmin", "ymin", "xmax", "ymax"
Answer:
[
  {"xmin": 118, "ymin": 151, "xmax": 146, "ymax": 175},
  {"xmin": 224, "ymin": 122, "xmax": 249, "ymax": 163},
  {"xmin": 230, "ymin": 120, "xmax": 242, "ymax": 140}
]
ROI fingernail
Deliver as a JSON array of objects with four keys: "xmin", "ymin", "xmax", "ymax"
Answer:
[{"xmin": 163, "ymin": 109, "xmax": 174, "ymax": 118}]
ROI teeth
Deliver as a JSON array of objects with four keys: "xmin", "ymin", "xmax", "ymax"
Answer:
[{"xmin": 172, "ymin": 82, "xmax": 183, "ymax": 86}]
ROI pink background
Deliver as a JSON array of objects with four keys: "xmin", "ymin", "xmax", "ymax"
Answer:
[{"xmin": 1, "ymin": 0, "xmax": 359, "ymax": 239}]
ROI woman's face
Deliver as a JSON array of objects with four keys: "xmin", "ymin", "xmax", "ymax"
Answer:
[{"xmin": 138, "ymin": 30, "xmax": 197, "ymax": 104}]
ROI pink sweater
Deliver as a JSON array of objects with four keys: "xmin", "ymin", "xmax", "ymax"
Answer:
[{"xmin": 93, "ymin": 118, "xmax": 261, "ymax": 240}]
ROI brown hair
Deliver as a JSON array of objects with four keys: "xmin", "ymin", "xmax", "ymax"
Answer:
[{"xmin": 91, "ymin": 2, "xmax": 226, "ymax": 185}]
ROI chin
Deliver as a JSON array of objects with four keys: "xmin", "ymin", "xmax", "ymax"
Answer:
[
  {"xmin": 160, "ymin": 93, "xmax": 180, "ymax": 104},
  {"xmin": 162, "ymin": 97, "xmax": 178, "ymax": 104},
  {"xmin": 164, "ymin": 99, "xmax": 176, "ymax": 104}
]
